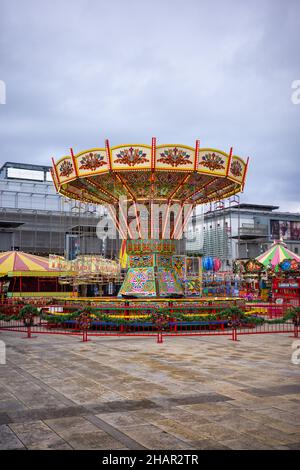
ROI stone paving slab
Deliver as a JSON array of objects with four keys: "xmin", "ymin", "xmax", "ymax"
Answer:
[
  {"xmin": 0, "ymin": 330, "xmax": 299, "ymax": 449},
  {"xmin": 9, "ymin": 420, "xmax": 71, "ymax": 449},
  {"xmin": 45, "ymin": 416, "xmax": 127, "ymax": 450},
  {"xmin": 0, "ymin": 412, "xmax": 11, "ymax": 425},
  {"xmin": 243, "ymin": 384, "xmax": 300, "ymax": 397},
  {"xmin": 87, "ymin": 398, "xmax": 159, "ymax": 413},
  {"xmin": 0, "ymin": 424, "xmax": 25, "ymax": 449}
]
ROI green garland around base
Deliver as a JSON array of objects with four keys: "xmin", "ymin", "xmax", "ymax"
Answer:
[{"xmin": 1, "ymin": 305, "xmax": 299, "ymax": 328}]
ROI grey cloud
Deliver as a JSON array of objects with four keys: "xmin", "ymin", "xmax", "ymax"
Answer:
[{"xmin": 0, "ymin": 0, "xmax": 299, "ymax": 211}]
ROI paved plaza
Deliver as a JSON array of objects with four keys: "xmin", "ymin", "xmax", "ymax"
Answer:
[{"xmin": 0, "ymin": 331, "xmax": 299, "ymax": 450}]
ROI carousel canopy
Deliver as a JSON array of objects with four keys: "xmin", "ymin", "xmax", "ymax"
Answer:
[
  {"xmin": 51, "ymin": 140, "xmax": 249, "ymax": 240},
  {"xmin": 0, "ymin": 251, "xmax": 64, "ymax": 277},
  {"xmin": 52, "ymin": 141, "xmax": 248, "ymax": 207},
  {"xmin": 256, "ymin": 241, "xmax": 300, "ymax": 268}
]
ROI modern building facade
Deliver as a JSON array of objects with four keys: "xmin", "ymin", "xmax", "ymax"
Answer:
[
  {"xmin": 188, "ymin": 202, "xmax": 300, "ymax": 269},
  {"xmin": 0, "ymin": 162, "xmax": 113, "ymax": 257}
]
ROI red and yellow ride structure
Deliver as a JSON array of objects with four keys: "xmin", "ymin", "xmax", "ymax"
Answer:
[{"xmin": 51, "ymin": 138, "xmax": 249, "ymax": 299}]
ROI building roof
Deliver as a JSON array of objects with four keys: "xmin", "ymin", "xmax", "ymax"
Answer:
[
  {"xmin": 0, "ymin": 161, "xmax": 51, "ymax": 172},
  {"xmin": 233, "ymin": 203, "xmax": 280, "ymax": 211},
  {"xmin": 200, "ymin": 203, "xmax": 300, "ymax": 219},
  {"xmin": 0, "ymin": 161, "xmax": 52, "ymax": 183}
]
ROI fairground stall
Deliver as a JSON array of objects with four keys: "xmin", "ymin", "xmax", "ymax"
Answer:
[
  {"xmin": 49, "ymin": 254, "xmax": 122, "ymax": 297},
  {"xmin": 232, "ymin": 240, "xmax": 300, "ymax": 308},
  {"xmin": 0, "ymin": 250, "xmax": 71, "ymax": 299},
  {"xmin": 256, "ymin": 241, "xmax": 300, "ymax": 306},
  {"xmin": 233, "ymin": 258, "xmax": 264, "ymax": 300}
]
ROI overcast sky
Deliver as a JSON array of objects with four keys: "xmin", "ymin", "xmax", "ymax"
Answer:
[{"xmin": 0, "ymin": 0, "xmax": 299, "ymax": 211}]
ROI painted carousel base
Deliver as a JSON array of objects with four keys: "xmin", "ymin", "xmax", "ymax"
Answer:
[
  {"xmin": 118, "ymin": 266, "xmax": 184, "ymax": 298},
  {"xmin": 118, "ymin": 239, "xmax": 184, "ymax": 298}
]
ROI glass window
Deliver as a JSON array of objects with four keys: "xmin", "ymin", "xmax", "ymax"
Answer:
[
  {"xmin": 45, "ymin": 195, "xmax": 61, "ymax": 211},
  {"xmin": 5, "ymin": 182, "xmax": 21, "ymax": 191},
  {"xmin": 1, "ymin": 192, "xmax": 17, "ymax": 208},
  {"xmin": 19, "ymin": 193, "xmax": 32, "ymax": 209},
  {"xmin": 7, "ymin": 168, "xmax": 44, "ymax": 181}
]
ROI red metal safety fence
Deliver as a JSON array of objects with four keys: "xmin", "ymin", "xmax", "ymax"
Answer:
[
  {"xmin": 245, "ymin": 302, "xmax": 293, "ymax": 319},
  {"xmin": 0, "ymin": 303, "xmax": 298, "ymax": 344},
  {"xmin": 0, "ymin": 318, "xmax": 297, "ymax": 344}
]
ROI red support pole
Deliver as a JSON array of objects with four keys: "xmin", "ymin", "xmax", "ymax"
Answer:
[
  {"xmin": 157, "ymin": 331, "xmax": 163, "ymax": 343},
  {"xmin": 105, "ymin": 139, "xmax": 112, "ymax": 170},
  {"xmin": 294, "ymin": 325, "xmax": 299, "ymax": 338},
  {"xmin": 70, "ymin": 148, "xmax": 78, "ymax": 176},
  {"xmin": 82, "ymin": 329, "xmax": 88, "ymax": 342},
  {"xmin": 231, "ymin": 327, "xmax": 238, "ymax": 341},
  {"xmin": 22, "ymin": 323, "xmax": 37, "ymax": 339},
  {"xmin": 226, "ymin": 147, "xmax": 233, "ymax": 176}
]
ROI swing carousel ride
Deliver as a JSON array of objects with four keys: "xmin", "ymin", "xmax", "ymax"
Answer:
[{"xmin": 51, "ymin": 139, "xmax": 249, "ymax": 299}]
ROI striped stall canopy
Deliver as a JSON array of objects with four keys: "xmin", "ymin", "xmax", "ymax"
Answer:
[
  {"xmin": 0, "ymin": 251, "xmax": 63, "ymax": 277},
  {"xmin": 256, "ymin": 241, "xmax": 300, "ymax": 269}
]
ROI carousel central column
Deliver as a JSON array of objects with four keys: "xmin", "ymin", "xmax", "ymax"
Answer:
[{"xmin": 118, "ymin": 239, "xmax": 184, "ymax": 298}]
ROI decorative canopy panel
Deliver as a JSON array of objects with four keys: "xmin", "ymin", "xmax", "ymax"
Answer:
[
  {"xmin": 51, "ymin": 139, "xmax": 249, "ymax": 208},
  {"xmin": 0, "ymin": 251, "xmax": 64, "ymax": 277},
  {"xmin": 256, "ymin": 241, "xmax": 300, "ymax": 268}
]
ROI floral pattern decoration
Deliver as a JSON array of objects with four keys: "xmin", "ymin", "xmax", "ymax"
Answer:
[
  {"xmin": 114, "ymin": 147, "xmax": 149, "ymax": 166},
  {"xmin": 290, "ymin": 259, "xmax": 299, "ymax": 271},
  {"xmin": 121, "ymin": 268, "xmax": 155, "ymax": 294},
  {"xmin": 244, "ymin": 259, "xmax": 263, "ymax": 273},
  {"xmin": 59, "ymin": 160, "xmax": 73, "ymax": 178},
  {"xmin": 158, "ymin": 147, "xmax": 191, "ymax": 167},
  {"xmin": 230, "ymin": 160, "xmax": 243, "ymax": 177},
  {"xmin": 79, "ymin": 152, "xmax": 107, "ymax": 171},
  {"xmin": 201, "ymin": 153, "xmax": 225, "ymax": 171},
  {"xmin": 129, "ymin": 255, "xmax": 154, "ymax": 268}
]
